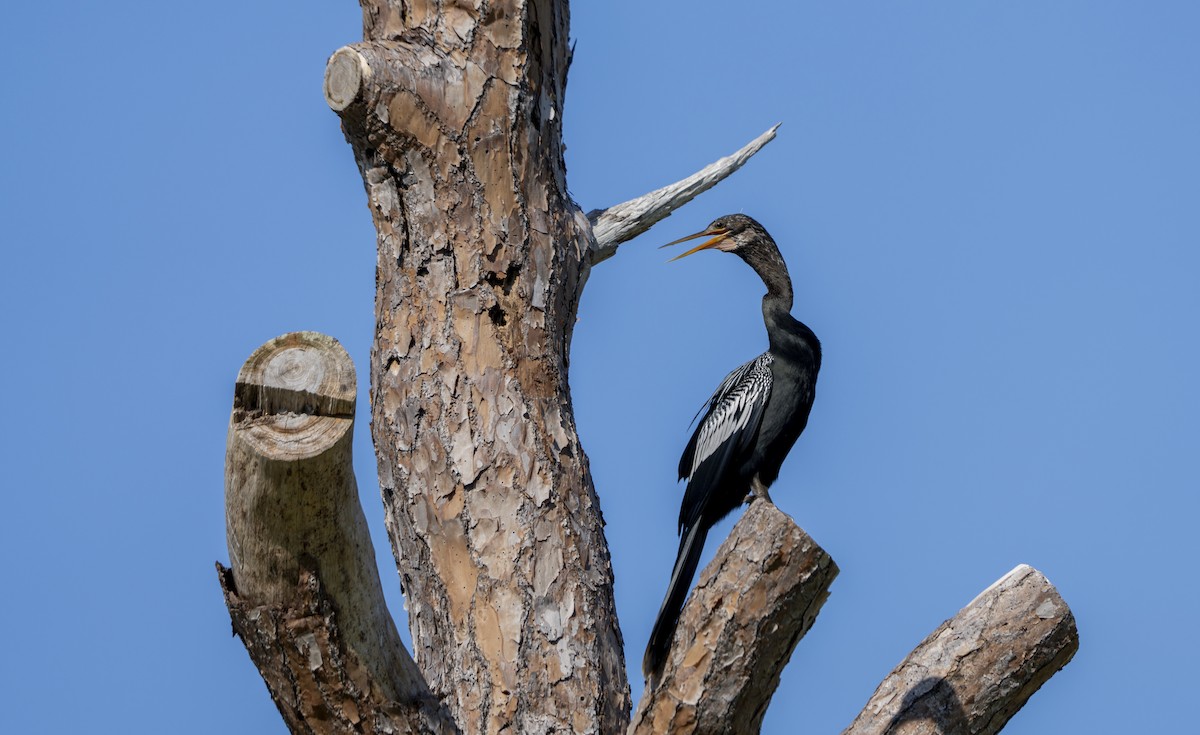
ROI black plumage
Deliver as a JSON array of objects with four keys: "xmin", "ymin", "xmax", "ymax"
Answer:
[{"xmin": 643, "ymin": 214, "xmax": 822, "ymax": 680}]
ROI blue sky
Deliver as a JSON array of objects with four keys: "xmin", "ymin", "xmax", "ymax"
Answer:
[{"xmin": 2, "ymin": 2, "xmax": 1196, "ymax": 732}]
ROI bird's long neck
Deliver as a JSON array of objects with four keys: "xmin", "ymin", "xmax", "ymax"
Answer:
[
  {"xmin": 742, "ymin": 245, "xmax": 818, "ymax": 358},
  {"xmin": 760, "ymin": 272, "xmax": 793, "ymax": 314},
  {"xmin": 741, "ymin": 243, "xmax": 794, "ymax": 323},
  {"xmin": 743, "ymin": 242, "xmax": 793, "ymax": 301}
]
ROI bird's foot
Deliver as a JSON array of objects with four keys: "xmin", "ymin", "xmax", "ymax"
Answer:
[{"xmin": 745, "ymin": 477, "xmax": 774, "ymax": 505}]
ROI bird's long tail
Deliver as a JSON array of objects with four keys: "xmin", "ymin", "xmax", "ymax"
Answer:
[{"xmin": 642, "ymin": 522, "xmax": 709, "ymax": 681}]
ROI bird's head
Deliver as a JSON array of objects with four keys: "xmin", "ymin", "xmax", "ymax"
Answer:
[
  {"xmin": 662, "ymin": 214, "xmax": 793, "ymax": 304},
  {"xmin": 662, "ymin": 214, "xmax": 774, "ymax": 261}
]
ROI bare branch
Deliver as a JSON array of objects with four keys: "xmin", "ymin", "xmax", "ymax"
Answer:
[
  {"xmin": 843, "ymin": 564, "xmax": 1079, "ymax": 735},
  {"xmin": 630, "ymin": 500, "xmax": 838, "ymax": 735},
  {"xmin": 221, "ymin": 332, "xmax": 453, "ymax": 733},
  {"xmin": 587, "ymin": 124, "xmax": 781, "ymax": 265}
]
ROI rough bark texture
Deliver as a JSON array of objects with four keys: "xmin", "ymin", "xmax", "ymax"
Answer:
[
  {"xmin": 218, "ymin": 565, "xmax": 453, "ymax": 734},
  {"xmin": 222, "ymin": 332, "xmax": 452, "ymax": 732},
  {"xmin": 843, "ymin": 564, "xmax": 1079, "ymax": 735},
  {"xmin": 630, "ymin": 501, "xmax": 838, "ymax": 735},
  {"xmin": 220, "ymin": 4, "xmax": 1082, "ymax": 733},
  {"xmin": 327, "ymin": 4, "xmax": 628, "ymax": 733}
]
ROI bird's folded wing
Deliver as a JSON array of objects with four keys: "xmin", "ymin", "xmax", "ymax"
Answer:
[{"xmin": 677, "ymin": 353, "xmax": 774, "ymax": 531}]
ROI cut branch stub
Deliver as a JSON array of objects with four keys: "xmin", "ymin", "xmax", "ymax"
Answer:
[
  {"xmin": 631, "ymin": 500, "xmax": 839, "ymax": 735},
  {"xmin": 226, "ymin": 331, "xmax": 359, "ymax": 607},
  {"xmin": 223, "ymin": 331, "xmax": 450, "ymax": 732},
  {"xmin": 843, "ymin": 564, "xmax": 1079, "ymax": 735},
  {"xmin": 324, "ymin": 46, "xmax": 369, "ymax": 112}
]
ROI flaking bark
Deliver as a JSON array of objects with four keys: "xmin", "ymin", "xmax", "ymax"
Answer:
[
  {"xmin": 843, "ymin": 564, "xmax": 1079, "ymax": 735},
  {"xmin": 221, "ymin": 3, "xmax": 1082, "ymax": 733},
  {"xmin": 218, "ymin": 564, "xmax": 454, "ymax": 734},
  {"xmin": 327, "ymin": 4, "xmax": 628, "ymax": 733},
  {"xmin": 630, "ymin": 501, "xmax": 838, "ymax": 735}
]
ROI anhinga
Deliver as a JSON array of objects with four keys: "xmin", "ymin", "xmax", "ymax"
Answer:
[{"xmin": 643, "ymin": 214, "xmax": 822, "ymax": 680}]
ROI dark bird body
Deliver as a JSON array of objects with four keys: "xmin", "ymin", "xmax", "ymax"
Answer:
[{"xmin": 643, "ymin": 214, "xmax": 821, "ymax": 680}]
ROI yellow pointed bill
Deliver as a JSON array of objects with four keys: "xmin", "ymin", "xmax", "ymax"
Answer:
[{"xmin": 661, "ymin": 227, "xmax": 731, "ymax": 262}]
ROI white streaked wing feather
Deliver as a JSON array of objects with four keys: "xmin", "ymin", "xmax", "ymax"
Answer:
[{"xmin": 688, "ymin": 354, "xmax": 773, "ymax": 480}]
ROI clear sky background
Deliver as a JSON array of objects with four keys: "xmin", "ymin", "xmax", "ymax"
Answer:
[{"xmin": 2, "ymin": 2, "xmax": 1196, "ymax": 733}]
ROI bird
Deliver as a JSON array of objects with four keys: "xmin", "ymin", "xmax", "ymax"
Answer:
[{"xmin": 643, "ymin": 214, "xmax": 822, "ymax": 681}]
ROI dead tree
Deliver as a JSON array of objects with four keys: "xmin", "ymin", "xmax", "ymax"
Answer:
[{"xmin": 218, "ymin": 3, "xmax": 1079, "ymax": 733}]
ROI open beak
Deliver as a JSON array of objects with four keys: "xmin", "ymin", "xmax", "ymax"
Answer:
[{"xmin": 660, "ymin": 227, "xmax": 732, "ymax": 262}]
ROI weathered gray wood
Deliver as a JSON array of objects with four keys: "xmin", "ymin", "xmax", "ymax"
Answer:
[
  {"xmin": 323, "ymin": 46, "xmax": 366, "ymax": 112},
  {"xmin": 587, "ymin": 124, "xmax": 780, "ymax": 265},
  {"xmin": 222, "ymin": 331, "xmax": 452, "ymax": 733},
  {"xmin": 843, "ymin": 564, "xmax": 1079, "ymax": 735},
  {"xmin": 630, "ymin": 501, "xmax": 838, "ymax": 735}
]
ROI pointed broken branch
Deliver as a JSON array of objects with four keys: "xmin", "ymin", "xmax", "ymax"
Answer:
[
  {"xmin": 630, "ymin": 500, "xmax": 838, "ymax": 735},
  {"xmin": 843, "ymin": 564, "xmax": 1079, "ymax": 735},
  {"xmin": 587, "ymin": 124, "xmax": 781, "ymax": 264}
]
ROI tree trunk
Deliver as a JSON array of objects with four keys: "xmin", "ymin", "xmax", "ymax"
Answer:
[
  {"xmin": 220, "ymin": 3, "xmax": 1080, "ymax": 733},
  {"xmin": 327, "ymin": 4, "xmax": 627, "ymax": 732}
]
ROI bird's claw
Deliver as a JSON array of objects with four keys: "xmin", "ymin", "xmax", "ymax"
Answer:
[{"xmin": 746, "ymin": 478, "xmax": 774, "ymax": 505}]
